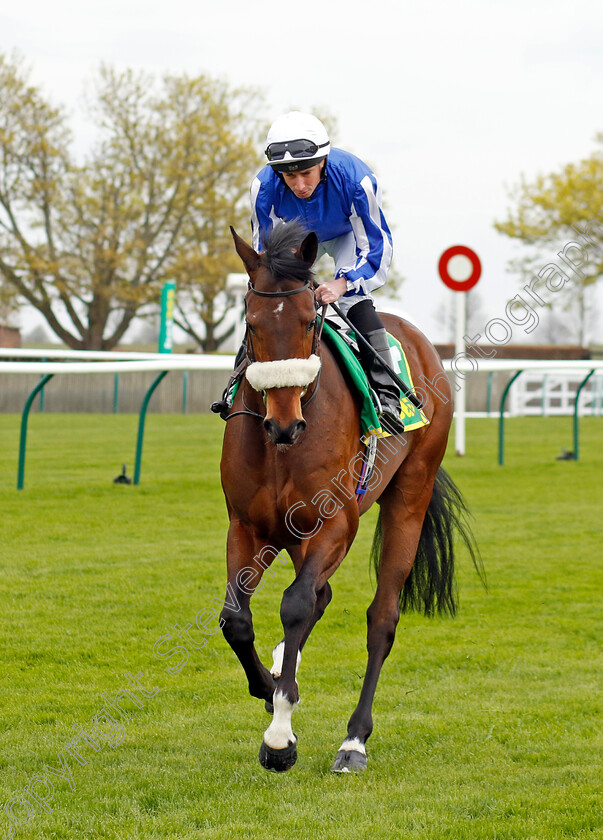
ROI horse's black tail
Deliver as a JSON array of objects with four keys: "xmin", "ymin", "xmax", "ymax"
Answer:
[{"xmin": 370, "ymin": 466, "xmax": 484, "ymax": 617}]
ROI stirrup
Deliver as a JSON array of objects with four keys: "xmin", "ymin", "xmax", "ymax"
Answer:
[
  {"xmin": 210, "ymin": 384, "xmax": 237, "ymax": 421},
  {"xmin": 210, "ymin": 357, "xmax": 247, "ymax": 421},
  {"xmin": 210, "ymin": 397, "xmax": 231, "ymax": 420},
  {"xmin": 377, "ymin": 392, "xmax": 405, "ymax": 434}
]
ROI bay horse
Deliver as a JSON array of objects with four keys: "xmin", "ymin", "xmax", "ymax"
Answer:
[{"xmin": 218, "ymin": 222, "xmax": 479, "ymax": 772}]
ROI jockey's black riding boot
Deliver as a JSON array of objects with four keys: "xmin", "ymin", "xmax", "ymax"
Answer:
[
  {"xmin": 210, "ymin": 341, "xmax": 247, "ymax": 420},
  {"xmin": 346, "ymin": 300, "xmax": 405, "ymax": 434},
  {"xmin": 361, "ymin": 328, "xmax": 405, "ymax": 434}
]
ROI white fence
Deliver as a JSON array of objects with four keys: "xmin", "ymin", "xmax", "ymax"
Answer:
[
  {"xmin": 1, "ymin": 351, "xmax": 602, "ymax": 479},
  {"xmin": 0, "ymin": 347, "xmax": 234, "ymax": 373},
  {"xmin": 0, "ymin": 349, "xmax": 234, "ymax": 415},
  {"xmin": 509, "ymin": 371, "xmax": 603, "ymax": 417},
  {"xmin": 2, "ymin": 348, "xmax": 603, "ymax": 422}
]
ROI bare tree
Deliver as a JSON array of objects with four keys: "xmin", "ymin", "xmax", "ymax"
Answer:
[{"xmin": 0, "ymin": 53, "xmax": 263, "ymax": 349}]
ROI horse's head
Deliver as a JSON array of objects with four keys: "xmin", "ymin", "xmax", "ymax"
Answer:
[{"xmin": 231, "ymin": 223, "xmax": 320, "ymax": 447}]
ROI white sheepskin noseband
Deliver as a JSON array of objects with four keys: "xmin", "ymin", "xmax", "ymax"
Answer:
[{"xmin": 245, "ymin": 355, "xmax": 321, "ymax": 391}]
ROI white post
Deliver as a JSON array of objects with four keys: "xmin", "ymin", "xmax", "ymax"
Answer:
[
  {"xmin": 454, "ymin": 291, "xmax": 466, "ymax": 456},
  {"xmin": 438, "ymin": 245, "xmax": 481, "ymax": 456}
]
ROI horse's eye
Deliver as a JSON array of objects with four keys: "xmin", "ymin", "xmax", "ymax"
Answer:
[{"xmin": 306, "ymin": 319, "xmax": 316, "ymax": 333}]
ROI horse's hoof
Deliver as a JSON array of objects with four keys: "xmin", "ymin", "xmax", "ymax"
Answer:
[
  {"xmin": 264, "ymin": 700, "xmax": 274, "ymax": 715},
  {"xmin": 331, "ymin": 749, "xmax": 368, "ymax": 773},
  {"xmin": 259, "ymin": 739, "xmax": 297, "ymax": 772}
]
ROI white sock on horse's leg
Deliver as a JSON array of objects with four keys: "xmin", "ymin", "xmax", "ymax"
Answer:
[
  {"xmin": 263, "ymin": 690, "xmax": 297, "ymax": 750},
  {"xmin": 338, "ymin": 737, "xmax": 366, "ymax": 755},
  {"xmin": 270, "ymin": 641, "xmax": 301, "ymax": 679}
]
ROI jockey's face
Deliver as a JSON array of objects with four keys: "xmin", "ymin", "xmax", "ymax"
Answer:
[{"xmin": 281, "ymin": 161, "xmax": 324, "ymax": 200}]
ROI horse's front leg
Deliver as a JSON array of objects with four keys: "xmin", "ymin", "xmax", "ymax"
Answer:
[
  {"xmin": 260, "ymin": 522, "xmax": 355, "ymax": 772},
  {"xmin": 219, "ymin": 520, "xmax": 276, "ymax": 704},
  {"xmin": 267, "ymin": 579, "xmax": 332, "ymax": 684},
  {"xmin": 259, "ymin": 566, "xmax": 317, "ymax": 771}
]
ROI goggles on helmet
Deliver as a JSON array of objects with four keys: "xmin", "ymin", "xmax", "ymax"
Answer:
[{"xmin": 265, "ymin": 139, "xmax": 330, "ymax": 162}]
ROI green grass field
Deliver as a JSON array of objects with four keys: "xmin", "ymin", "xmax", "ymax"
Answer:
[{"xmin": 0, "ymin": 414, "xmax": 601, "ymax": 840}]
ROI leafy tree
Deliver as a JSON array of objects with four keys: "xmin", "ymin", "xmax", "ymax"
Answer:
[
  {"xmin": 494, "ymin": 137, "xmax": 603, "ymax": 344},
  {"xmin": 0, "ymin": 53, "xmax": 262, "ymax": 350}
]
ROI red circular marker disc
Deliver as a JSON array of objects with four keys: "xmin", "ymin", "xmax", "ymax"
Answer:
[{"xmin": 438, "ymin": 245, "xmax": 482, "ymax": 292}]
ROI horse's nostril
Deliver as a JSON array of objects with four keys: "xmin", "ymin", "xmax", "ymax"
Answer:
[
  {"xmin": 264, "ymin": 418, "xmax": 306, "ymax": 445},
  {"xmin": 282, "ymin": 419, "xmax": 306, "ymax": 444},
  {"xmin": 264, "ymin": 418, "xmax": 282, "ymax": 443}
]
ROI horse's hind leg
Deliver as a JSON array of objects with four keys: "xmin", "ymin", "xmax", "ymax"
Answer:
[{"xmin": 332, "ymin": 466, "xmax": 437, "ymax": 773}]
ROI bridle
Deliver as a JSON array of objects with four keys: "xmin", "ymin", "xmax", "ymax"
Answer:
[
  {"xmin": 246, "ymin": 279, "xmax": 312, "ymax": 298},
  {"xmin": 245, "ymin": 279, "xmax": 324, "ymax": 361},
  {"xmin": 225, "ymin": 279, "xmax": 326, "ymax": 422}
]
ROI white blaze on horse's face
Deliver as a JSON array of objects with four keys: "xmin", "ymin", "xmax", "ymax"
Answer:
[{"xmin": 245, "ymin": 286, "xmax": 320, "ymax": 446}]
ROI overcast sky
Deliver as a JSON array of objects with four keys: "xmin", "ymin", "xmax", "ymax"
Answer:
[{"xmin": 2, "ymin": 0, "xmax": 603, "ymax": 343}]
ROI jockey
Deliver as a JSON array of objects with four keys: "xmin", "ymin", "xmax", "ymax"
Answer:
[{"xmin": 211, "ymin": 111, "xmax": 404, "ymax": 433}]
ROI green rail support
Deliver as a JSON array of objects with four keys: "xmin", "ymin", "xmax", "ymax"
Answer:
[
  {"xmin": 18, "ymin": 374, "xmax": 55, "ymax": 490},
  {"xmin": 498, "ymin": 369, "xmax": 523, "ymax": 466},
  {"xmin": 134, "ymin": 371, "xmax": 169, "ymax": 486},
  {"xmin": 573, "ymin": 369, "xmax": 595, "ymax": 461},
  {"xmin": 113, "ymin": 373, "xmax": 119, "ymax": 414}
]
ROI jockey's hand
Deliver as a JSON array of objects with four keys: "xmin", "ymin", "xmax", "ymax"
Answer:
[{"xmin": 315, "ymin": 276, "xmax": 348, "ymax": 305}]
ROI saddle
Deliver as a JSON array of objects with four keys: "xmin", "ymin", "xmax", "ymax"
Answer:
[
  {"xmin": 318, "ymin": 319, "xmax": 428, "ymax": 502},
  {"xmin": 320, "ymin": 320, "xmax": 429, "ymax": 437}
]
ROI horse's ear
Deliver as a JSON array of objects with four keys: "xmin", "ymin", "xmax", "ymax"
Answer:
[
  {"xmin": 297, "ymin": 232, "xmax": 318, "ymax": 267},
  {"xmin": 230, "ymin": 226, "xmax": 261, "ymax": 275}
]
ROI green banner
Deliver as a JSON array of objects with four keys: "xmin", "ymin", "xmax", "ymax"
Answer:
[{"xmin": 158, "ymin": 281, "xmax": 176, "ymax": 354}]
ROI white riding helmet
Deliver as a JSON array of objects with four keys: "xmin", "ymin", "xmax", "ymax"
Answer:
[{"xmin": 265, "ymin": 112, "xmax": 331, "ymax": 173}]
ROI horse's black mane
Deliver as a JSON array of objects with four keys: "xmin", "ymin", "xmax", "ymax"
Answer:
[{"xmin": 260, "ymin": 222, "xmax": 314, "ymax": 285}]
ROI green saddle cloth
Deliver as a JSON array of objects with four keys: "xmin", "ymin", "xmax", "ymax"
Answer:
[{"xmin": 321, "ymin": 322, "xmax": 429, "ymax": 436}]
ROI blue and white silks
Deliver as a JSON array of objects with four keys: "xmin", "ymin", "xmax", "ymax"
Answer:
[{"xmin": 250, "ymin": 148, "xmax": 393, "ymax": 313}]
